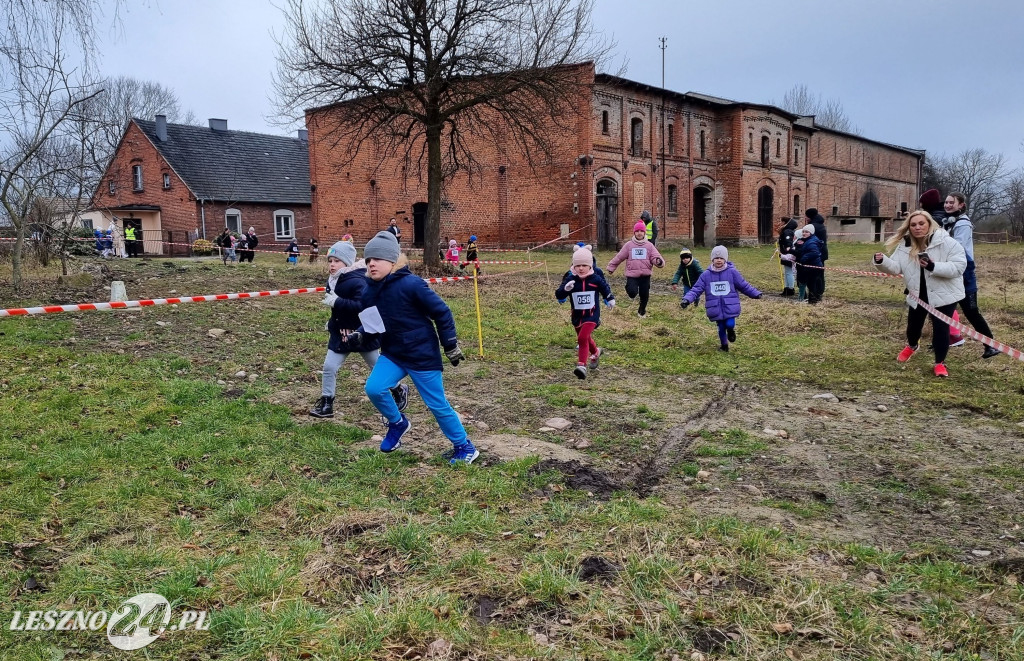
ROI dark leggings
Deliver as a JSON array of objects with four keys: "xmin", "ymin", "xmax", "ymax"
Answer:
[
  {"xmin": 907, "ymin": 302, "xmax": 958, "ymax": 364},
  {"xmin": 625, "ymin": 275, "xmax": 652, "ymax": 315},
  {"xmin": 957, "ymin": 292, "xmax": 993, "ymax": 338}
]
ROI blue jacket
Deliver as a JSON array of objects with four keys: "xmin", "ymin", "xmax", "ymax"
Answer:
[
  {"xmin": 327, "ymin": 267, "xmax": 380, "ymax": 354},
  {"xmin": 360, "ymin": 266, "xmax": 458, "ymax": 372},
  {"xmin": 795, "ymin": 234, "xmax": 824, "ymax": 268},
  {"xmin": 682, "ymin": 262, "xmax": 761, "ymax": 321},
  {"xmin": 556, "ymin": 271, "xmax": 614, "ymax": 327}
]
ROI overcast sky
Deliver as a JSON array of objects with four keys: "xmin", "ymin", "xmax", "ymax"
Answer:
[{"xmin": 98, "ymin": 0, "xmax": 1024, "ymax": 169}]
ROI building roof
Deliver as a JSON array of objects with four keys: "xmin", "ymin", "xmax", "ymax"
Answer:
[{"xmin": 133, "ymin": 119, "xmax": 311, "ymax": 205}]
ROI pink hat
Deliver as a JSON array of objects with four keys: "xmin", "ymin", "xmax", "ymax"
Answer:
[
  {"xmin": 572, "ymin": 244, "xmax": 594, "ymax": 267},
  {"xmin": 633, "ymin": 221, "xmax": 646, "ymax": 233}
]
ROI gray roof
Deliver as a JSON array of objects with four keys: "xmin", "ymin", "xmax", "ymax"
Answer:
[{"xmin": 134, "ymin": 119, "xmax": 311, "ymax": 204}]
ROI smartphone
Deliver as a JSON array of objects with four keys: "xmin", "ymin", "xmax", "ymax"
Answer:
[{"xmin": 918, "ymin": 252, "xmax": 930, "ymax": 261}]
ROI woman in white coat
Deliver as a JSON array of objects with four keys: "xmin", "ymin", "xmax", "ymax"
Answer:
[{"xmin": 874, "ymin": 210, "xmax": 966, "ymax": 377}]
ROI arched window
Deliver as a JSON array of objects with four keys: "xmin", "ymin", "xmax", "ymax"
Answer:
[
  {"xmin": 601, "ymin": 110, "xmax": 609, "ymax": 135},
  {"xmin": 274, "ymin": 209, "xmax": 295, "ymax": 240},
  {"xmin": 793, "ymin": 195, "xmax": 801, "ymax": 216},
  {"xmin": 794, "ymin": 147, "xmax": 800, "ymax": 167},
  {"xmin": 699, "ymin": 131, "xmax": 706, "ymax": 159},
  {"xmin": 630, "ymin": 118, "xmax": 644, "ymax": 157},
  {"xmin": 667, "ymin": 185, "xmax": 678, "ymax": 214},
  {"xmin": 667, "ymin": 124, "xmax": 674, "ymax": 155},
  {"xmin": 225, "ymin": 208, "xmax": 241, "ymax": 233},
  {"xmin": 761, "ymin": 136, "xmax": 770, "ymax": 167}
]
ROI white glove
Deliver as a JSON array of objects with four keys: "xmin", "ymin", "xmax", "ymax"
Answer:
[
  {"xmin": 321, "ymin": 292, "xmax": 338, "ymax": 308},
  {"xmin": 606, "ymin": 299, "xmax": 616, "ymax": 308},
  {"xmin": 324, "ymin": 321, "xmax": 330, "ymax": 331},
  {"xmin": 563, "ymin": 280, "xmax": 575, "ymax": 291}
]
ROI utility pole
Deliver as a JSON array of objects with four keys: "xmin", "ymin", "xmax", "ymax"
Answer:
[{"xmin": 659, "ymin": 36, "xmax": 667, "ymax": 240}]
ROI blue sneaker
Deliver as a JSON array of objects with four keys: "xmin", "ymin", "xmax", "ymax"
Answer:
[
  {"xmin": 380, "ymin": 415, "xmax": 410, "ymax": 452},
  {"xmin": 390, "ymin": 384, "xmax": 410, "ymax": 412},
  {"xmin": 448, "ymin": 440, "xmax": 480, "ymax": 466}
]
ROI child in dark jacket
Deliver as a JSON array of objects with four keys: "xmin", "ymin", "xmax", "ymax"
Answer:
[
  {"xmin": 681, "ymin": 245, "xmax": 761, "ymax": 351},
  {"xmin": 287, "ymin": 239, "xmax": 300, "ymax": 265},
  {"xmin": 555, "ymin": 244, "xmax": 616, "ymax": 379},
  {"xmin": 460, "ymin": 235, "xmax": 480, "ymax": 273},
  {"xmin": 793, "ymin": 225, "xmax": 824, "ymax": 304},
  {"xmin": 310, "ymin": 241, "xmax": 410, "ymax": 419},
  {"xmin": 671, "ymin": 248, "xmax": 703, "ymax": 296},
  {"xmin": 352, "ymin": 231, "xmax": 478, "ymax": 465}
]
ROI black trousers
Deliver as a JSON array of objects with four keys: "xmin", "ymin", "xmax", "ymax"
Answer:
[
  {"xmin": 805, "ymin": 270, "xmax": 824, "ymax": 304},
  {"xmin": 625, "ymin": 275, "xmax": 652, "ymax": 315},
  {"xmin": 907, "ymin": 302, "xmax": 957, "ymax": 364},
  {"xmin": 956, "ymin": 292, "xmax": 993, "ymax": 338}
]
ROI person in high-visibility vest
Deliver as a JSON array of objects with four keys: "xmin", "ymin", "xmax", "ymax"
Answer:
[
  {"xmin": 640, "ymin": 210, "xmax": 658, "ymax": 245},
  {"xmin": 124, "ymin": 224, "xmax": 138, "ymax": 258}
]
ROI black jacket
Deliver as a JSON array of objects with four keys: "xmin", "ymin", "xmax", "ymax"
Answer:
[{"xmin": 327, "ymin": 268, "xmax": 381, "ymax": 354}]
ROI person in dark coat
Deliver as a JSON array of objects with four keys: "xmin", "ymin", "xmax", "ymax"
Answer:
[
  {"xmin": 794, "ymin": 225, "xmax": 825, "ymax": 304},
  {"xmin": 778, "ymin": 217, "xmax": 799, "ymax": 296},
  {"xmin": 353, "ymin": 231, "xmax": 478, "ymax": 465},
  {"xmin": 804, "ymin": 208, "xmax": 828, "ymax": 292}
]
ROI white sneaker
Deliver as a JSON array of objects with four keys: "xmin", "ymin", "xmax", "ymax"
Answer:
[{"xmin": 950, "ymin": 339, "xmax": 965, "ymax": 348}]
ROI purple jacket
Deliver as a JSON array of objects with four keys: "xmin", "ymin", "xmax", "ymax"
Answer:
[{"xmin": 682, "ymin": 262, "xmax": 761, "ymax": 321}]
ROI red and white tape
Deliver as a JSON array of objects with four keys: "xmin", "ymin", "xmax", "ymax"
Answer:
[{"xmin": 0, "ymin": 287, "xmax": 326, "ymax": 317}]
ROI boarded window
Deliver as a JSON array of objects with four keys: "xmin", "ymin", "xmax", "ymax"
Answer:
[{"xmin": 631, "ymin": 118, "xmax": 644, "ymax": 157}]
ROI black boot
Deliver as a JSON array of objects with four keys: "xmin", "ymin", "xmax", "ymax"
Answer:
[
  {"xmin": 310, "ymin": 395, "xmax": 334, "ymax": 418},
  {"xmin": 982, "ymin": 345, "xmax": 1000, "ymax": 359}
]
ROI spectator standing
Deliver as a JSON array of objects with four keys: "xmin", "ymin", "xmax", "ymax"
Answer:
[
  {"xmin": 943, "ymin": 192, "xmax": 1000, "ymax": 359},
  {"xmin": 778, "ymin": 217, "xmax": 798, "ymax": 296},
  {"xmin": 386, "ymin": 218, "xmax": 402, "ymax": 244}
]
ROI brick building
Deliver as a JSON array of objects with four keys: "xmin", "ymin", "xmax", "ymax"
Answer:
[
  {"xmin": 306, "ymin": 64, "xmax": 922, "ymax": 248},
  {"xmin": 91, "ymin": 116, "xmax": 311, "ymax": 255}
]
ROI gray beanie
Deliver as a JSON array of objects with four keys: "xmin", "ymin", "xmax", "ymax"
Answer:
[
  {"xmin": 327, "ymin": 240, "xmax": 357, "ymax": 266},
  {"xmin": 710, "ymin": 245, "xmax": 729, "ymax": 261},
  {"xmin": 363, "ymin": 230, "xmax": 401, "ymax": 263}
]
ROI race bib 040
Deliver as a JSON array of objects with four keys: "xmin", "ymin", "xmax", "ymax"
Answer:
[
  {"xmin": 710, "ymin": 281, "xmax": 732, "ymax": 296},
  {"xmin": 571, "ymin": 291, "xmax": 596, "ymax": 310}
]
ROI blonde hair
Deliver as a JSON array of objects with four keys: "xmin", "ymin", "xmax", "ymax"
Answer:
[{"xmin": 884, "ymin": 210, "xmax": 941, "ymax": 259}]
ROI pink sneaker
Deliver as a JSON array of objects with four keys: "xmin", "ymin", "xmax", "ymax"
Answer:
[
  {"xmin": 934, "ymin": 363, "xmax": 948, "ymax": 378},
  {"xmin": 897, "ymin": 346, "xmax": 917, "ymax": 363}
]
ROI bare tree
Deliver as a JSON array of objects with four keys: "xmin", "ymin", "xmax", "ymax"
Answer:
[
  {"xmin": 941, "ymin": 148, "xmax": 1009, "ymax": 221},
  {"xmin": 773, "ymin": 84, "xmax": 857, "ymax": 133},
  {"xmin": 1003, "ymin": 170, "xmax": 1024, "ymax": 239},
  {"xmin": 274, "ymin": 0, "xmax": 612, "ymax": 267}
]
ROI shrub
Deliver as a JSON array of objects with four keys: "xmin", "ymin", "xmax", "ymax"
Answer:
[{"xmin": 192, "ymin": 238, "xmax": 214, "ymax": 256}]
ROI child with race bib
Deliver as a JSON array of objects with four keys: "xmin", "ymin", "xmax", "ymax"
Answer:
[
  {"xmin": 681, "ymin": 245, "xmax": 761, "ymax": 352},
  {"xmin": 349, "ymin": 231, "xmax": 479, "ymax": 465},
  {"xmin": 555, "ymin": 244, "xmax": 615, "ymax": 379},
  {"xmin": 606, "ymin": 221, "xmax": 664, "ymax": 317}
]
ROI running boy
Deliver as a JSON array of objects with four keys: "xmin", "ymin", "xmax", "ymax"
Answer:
[
  {"xmin": 352, "ymin": 231, "xmax": 479, "ymax": 465},
  {"xmin": 460, "ymin": 235, "xmax": 480, "ymax": 273},
  {"xmin": 671, "ymin": 248, "xmax": 703, "ymax": 296},
  {"xmin": 681, "ymin": 245, "xmax": 761, "ymax": 351},
  {"xmin": 310, "ymin": 240, "xmax": 408, "ymax": 419},
  {"xmin": 555, "ymin": 244, "xmax": 616, "ymax": 379}
]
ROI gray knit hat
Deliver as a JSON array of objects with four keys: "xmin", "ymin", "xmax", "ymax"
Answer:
[
  {"xmin": 710, "ymin": 245, "xmax": 729, "ymax": 261},
  {"xmin": 327, "ymin": 240, "xmax": 357, "ymax": 266},
  {"xmin": 363, "ymin": 231, "xmax": 400, "ymax": 263}
]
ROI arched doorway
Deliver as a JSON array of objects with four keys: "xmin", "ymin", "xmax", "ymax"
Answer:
[
  {"xmin": 757, "ymin": 186, "xmax": 774, "ymax": 244},
  {"xmin": 412, "ymin": 202, "xmax": 428, "ymax": 248},
  {"xmin": 692, "ymin": 186, "xmax": 712, "ymax": 247},
  {"xmin": 596, "ymin": 179, "xmax": 618, "ymax": 248}
]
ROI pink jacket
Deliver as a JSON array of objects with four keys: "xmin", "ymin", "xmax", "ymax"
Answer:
[{"xmin": 607, "ymin": 239, "xmax": 664, "ymax": 277}]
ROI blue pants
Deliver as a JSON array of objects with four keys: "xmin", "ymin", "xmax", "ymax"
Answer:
[
  {"xmin": 365, "ymin": 355, "xmax": 468, "ymax": 445},
  {"xmin": 716, "ymin": 317, "xmax": 736, "ymax": 345}
]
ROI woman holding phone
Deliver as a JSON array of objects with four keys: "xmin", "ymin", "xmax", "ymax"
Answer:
[{"xmin": 873, "ymin": 210, "xmax": 966, "ymax": 377}]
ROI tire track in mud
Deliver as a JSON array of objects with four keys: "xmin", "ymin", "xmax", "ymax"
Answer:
[{"xmin": 630, "ymin": 381, "xmax": 740, "ymax": 497}]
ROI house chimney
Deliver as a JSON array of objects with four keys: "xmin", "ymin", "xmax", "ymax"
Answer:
[
  {"xmin": 297, "ymin": 129, "xmax": 308, "ymax": 141},
  {"xmin": 208, "ymin": 118, "xmax": 228, "ymax": 131},
  {"xmin": 155, "ymin": 115, "xmax": 167, "ymax": 141}
]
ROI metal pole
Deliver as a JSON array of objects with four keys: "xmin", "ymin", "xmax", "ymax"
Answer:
[{"xmin": 659, "ymin": 37, "xmax": 667, "ymax": 241}]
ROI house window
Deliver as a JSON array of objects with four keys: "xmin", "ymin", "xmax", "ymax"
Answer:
[
  {"xmin": 793, "ymin": 195, "xmax": 801, "ymax": 216},
  {"xmin": 132, "ymin": 165, "xmax": 143, "ymax": 191},
  {"xmin": 699, "ymin": 131, "xmax": 706, "ymax": 159},
  {"xmin": 82, "ymin": 219, "xmax": 94, "ymax": 230},
  {"xmin": 761, "ymin": 136, "xmax": 770, "ymax": 167},
  {"xmin": 667, "ymin": 124, "xmax": 674, "ymax": 155},
  {"xmin": 748, "ymin": 132, "xmax": 753, "ymax": 153},
  {"xmin": 630, "ymin": 118, "xmax": 644, "ymax": 157},
  {"xmin": 162, "ymin": 173, "xmax": 171, "ymax": 189},
  {"xmin": 601, "ymin": 110, "xmax": 609, "ymax": 135},
  {"xmin": 107, "ymin": 179, "xmax": 115, "ymax": 195},
  {"xmin": 225, "ymin": 208, "xmax": 241, "ymax": 233},
  {"xmin": 667, "ymin": 185, "xmax": 677, "ymax": 214},
  {"xmin": 274, "ymin": 209, "xmax": 295, "ymax": 240}
]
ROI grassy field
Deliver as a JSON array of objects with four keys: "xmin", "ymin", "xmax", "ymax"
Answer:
[{"xmin": 1, "ymin": 243, "xmax": 1022, "ymax": 660}]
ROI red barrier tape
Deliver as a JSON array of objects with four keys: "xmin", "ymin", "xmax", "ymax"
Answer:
[{"xmin": 0, "ymin": 287, "xmax": 327, "ymax": 317}]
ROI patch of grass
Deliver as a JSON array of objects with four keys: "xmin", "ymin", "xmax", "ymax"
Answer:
[{"xmin": 694, "ymin": 428, "xmax": 767, "ymax": 458}]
